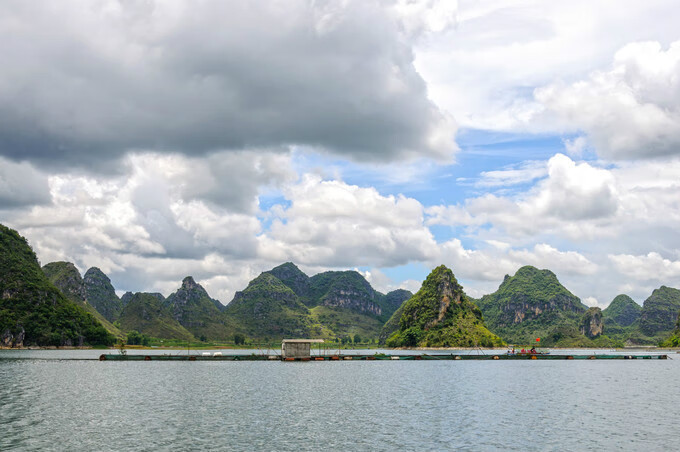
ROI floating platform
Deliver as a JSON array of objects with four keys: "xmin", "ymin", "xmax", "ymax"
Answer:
[{"xmin": 99, "ymin": 353, "xmax": 669, "ymax": 361}]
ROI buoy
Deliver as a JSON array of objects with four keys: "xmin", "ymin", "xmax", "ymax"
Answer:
[
  {"xmin": 566, "ymin": 356, "xmax": 574, "ymax": 360},
  {"xmin": 454, "ymin": 355, "xmax": 462, "ymax": 360},
  {"xmin": 531, "ymin": 355, "xmax": 537, "ymax": 360},
  {"xmin": 588, "ymin": 356, "xmax": 596, "ymax": 360},
  {"xmin": 144, "ymin": 355, "xmax": 151, "ymax": 361},
  {"xmin": 493, "ymin": 355, "xmax": 499, "ymax": 360},
  {"xmin": 99, "ymin": 354, "xmax": 107, "ymax": 361}
]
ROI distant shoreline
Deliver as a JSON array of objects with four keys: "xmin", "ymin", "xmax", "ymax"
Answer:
[{"xmin": 2, "ymin": 345, "xmax": 678, "ymax": 351}]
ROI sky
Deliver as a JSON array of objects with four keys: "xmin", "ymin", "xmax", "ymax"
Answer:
[{"xmin": 1, "ymin": 0, "xmax": 680, "ymax": 308}]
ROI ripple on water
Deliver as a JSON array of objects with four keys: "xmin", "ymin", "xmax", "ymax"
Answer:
[{"xmin": 1, "ymin": 352, "xmax": 679, "ymax": 451}]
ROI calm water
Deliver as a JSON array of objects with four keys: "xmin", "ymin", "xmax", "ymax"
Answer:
[{"xmin": 1, "ymin": 349, "xmax": 678, "ymax": 451}]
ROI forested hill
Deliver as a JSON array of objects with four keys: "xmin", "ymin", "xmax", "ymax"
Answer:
[
  {"xmin": 386, "ymin": 265, "xmax": 503, "ymax": 347},
  {"xmin": 476, "ymin": 266, "xmax": 612, "ymax": 347},
  {"xmin": 0, "ymin": 224, "xmax": 114, "ymax": 347}
]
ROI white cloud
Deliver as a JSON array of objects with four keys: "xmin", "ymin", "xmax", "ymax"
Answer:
[
  {"xmin": 3, "ymin": 1, "xmax": 680, "ymax": 316},
  {"xmin": 583, "ymin": 297, "xmax": 605, "ymax": 309},
  {"xmin": 563, "ymin": 136, "xmax": 588, "ymax": 158},
  {"xmin": 609, "ymin": 252, "xmax": 680, "ymax": 282},
  {"xmin": 509, "ymin": 244, "xmax": 597, "ymax": 276},
  {"xmin": 393, "ymin": 0, "xmax": 458, "ymax": 37},
  {"xmin": 475, "ymin": 161, "xmax": 547, "ymax": 188},
  {"xmin": 425, "ymin": 152, "xmax": 680, "ymax": 303},
  {"xmin": 427, "ymin": 154, "xmax": 620, "ymax": 240},
  {"xmin": 263, "ymin": 174, "xmax": 438, "ymax": 267},
  {"xmin": 536, "ymin": 40, "xmax": 680, "ymax": 160},
  {"xmin": 537, "ymin": 154, "xmax": 619, "ymax": 221},
  {"xmin": 415, "ymin": 0, "xmax": 680, "ymax": 132}
]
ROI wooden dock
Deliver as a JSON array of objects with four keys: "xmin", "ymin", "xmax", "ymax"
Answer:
[{"xmin": 99, "ymin": 353, "xmax": 669, "ymax": 361}]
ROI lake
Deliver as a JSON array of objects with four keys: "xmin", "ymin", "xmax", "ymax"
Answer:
[{"xmin": 1, "ymin": 349, "xmax": 678, "ymax": 451}]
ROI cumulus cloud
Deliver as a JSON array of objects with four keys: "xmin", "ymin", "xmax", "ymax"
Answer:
[
  {"xmin": 424, "ymin": 152, "xmax": 680, "ymax": 303},
  {"xmin": 0, "ymin": 0, "xmax": 456, "ymax": 169},
  {"xmin": 537, "ymin": 40, "xmax": 680, "ymax": 160},
  {"xmin": 262, "ymin": 175, "xmax": 438, "ymax": 267},
  {"xmin": 415, "ymin": 0, "xmax": 680, "ymax": 132},
  {"xmin": 3, "ymin": 150, "xmax": 289, "ymax": 300},
  {"xmin": 508, "ymin": 244, "xmax": 597, "ymax": 276},
  {"xmin": 537, "ymin": 154, "xmax": 619, "ymax": 220},
  {"xmin": 427, "ymin": 153, "xmax": 620, "ymax": 239},
  {"xmin": 435, "ymin": 239, "xmax": 595, "ymax": 283},
  {"xmin": 609, "ymin": 252, "xmax": 680, "ymax": 282}
]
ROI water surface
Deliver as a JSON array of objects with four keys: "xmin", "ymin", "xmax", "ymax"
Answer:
[{"xmin": 1, "ymin": 349, "xmax": 678, "ymax": 451}]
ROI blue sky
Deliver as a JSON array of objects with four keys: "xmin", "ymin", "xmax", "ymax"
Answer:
[{"xmin": 1, "ymin": 1, "xmax": 680, "ymax": 307}]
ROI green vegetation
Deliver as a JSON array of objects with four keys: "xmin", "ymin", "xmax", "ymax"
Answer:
[
  {"xmin": 9, "ymin": 226, "xmax": 680, "ymax": 350},
  {"xmin": 266, "ymin": 262, "xmax": 311, "ymax": 298},
  {"xmin": 164, "ymin": 276, "xmax": 235, "ymax": 340},
  {"xmin": 542, "ymin": 324, "xmax": 622, "ymax": 348},
  {"xmin": 224, "ymin": 273, "xmax": 313, "ymax": 338},
  {"xmin": 377, "ymin": 289, "xmax": 413, "ymax": 322},
  {"xmin": 308, "ymin": 305, "xmax": 384, "ymax": 340},
  {"xmin": 659, "ymin": 311, "xmax": 680, "ymax": 347},
  {"xmin": 250, "ymin": 263, "xmax": 411, "ymax": 340},
  {"xmin": 308, "ymin": 271, "xmax": 382, "ymax": 315},
  {"xmin": 0, "ymin": 224, "xmax": 115, "ymax": 347},
  {"xmin": 638, "ymin": 286, "xmax": 680, "ymax": 336},
  {"xmin": 42, "ymin": 261, "xmax": 123, "ymax": 339},
  {"xmin": 476, "ymin": 266, "xmax": 591, "ymax": 345},
  {"xmin": 602, "ymin": 294, "xmax": 641, "ymax": 327},
  {"xmin": 386, "ymin": 265, "xmax": 504, "ymax": 347},
  {"xmin": 379, "ymin": 302, "xmax": 406, "ymax": 344},
  {"xmin": 83, "ymin": 267, "xmax": 123, "ymax": 322},
  {"xmin": 600, "ymin": 294, "xmax": 643, "ymax": 344},
  {"xmin": 126, "ymin": 330, "xmax": 150, "ymax": 346},
  {"xmin": 117, "ymin": 292, "xmax": 194, "ymax": 341}
]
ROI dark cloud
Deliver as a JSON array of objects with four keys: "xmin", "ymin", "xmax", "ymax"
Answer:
[
  {"xmin": 0, "ymin": 1, "xmax": 456, "ymax": 171},
  {"xmin": 0, "ymin": 158, "xmax": 51, "ymax": 208}
]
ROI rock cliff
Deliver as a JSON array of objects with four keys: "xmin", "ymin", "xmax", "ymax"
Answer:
[{"xmin": 580, "ymin": 307, "xmax": 604, "ymax": 338}]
